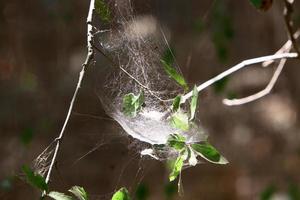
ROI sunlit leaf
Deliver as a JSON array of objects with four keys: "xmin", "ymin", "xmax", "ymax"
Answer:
[
  {"xmin": 161, "ymin": 60, "xmax": 188, "ymax": 91},
  {"xmin": 122, "ymin": 91, "xmax": 144, "ymax": 117},
  {"xmin": 167, "ymin": 134, "xmax": 186, "ymax": 151},
  {"xmin": 170, "ymin": 112, "xmax": 189, "ymax": 131},
  {"xmin": 172, "ymin": 95, "xmax": 182, "ymax": 112},
  {"xmin": 190, "ymin": 85, "xmax": 199, "ymax": 120},
  {"xmin": 112, "ymin": 187, "xmax": 131, "ymax": 200},
  {"xmin": 69, "ymin": 186, "xmax": 88, "ymax": 200},
  {"xmin": 250, "ymin": 0, "xmax": 273, "ymax": 11},
  {"xmin": 22, "ymin": 165, "xmax": 48, "ymax": 192},
  {"xmin": 95, "ymin": 0, "xmax": 111, "ymax": 23},
  {"xmin": 191, "ymin": 142, "xmax": 228, "ymax": 164},
  {"xmin": 169, "ymin": 156, "xmax": 184, "ymax": 182},
  {"xmin": 48, "ymin": 191, "xmax": 73, "ymax": 200}
]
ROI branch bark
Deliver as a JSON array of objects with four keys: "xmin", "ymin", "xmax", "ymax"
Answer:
[{"xmin": 42, "ymin": 0, "xmax": 95, "ymax": 195}]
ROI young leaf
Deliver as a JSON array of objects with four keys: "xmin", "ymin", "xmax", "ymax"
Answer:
[
  {"xmin": 169, "ymin": 156, "xmax": 184, "ymax": 182},
  {"xmin": 95, "ymin": 0, "xmax": 111, "ymax": 23},
  {"xmin": 191, "ymin": 142, "xmax": 228, "ymax": 164},
  {"xmin": 170, "ymin": 111, "xmax": 190, "ymax": 131},
  {"xmin": 162, "ymin": 47, "xmax": 175, "ymax": 66},
  {"xmin": 167, "ymin": 134, "xmax": 186, "ymax": 151},
  {"xmin": 22, "ymin": 165, "xmax": 48, "ymax": 192},
  {"xmin": 112, "ymin": 187, "xmax": 131, "ymax": 200},
  {"xmin": 160, "ymin": 59, "xmax": 188, "ymax": 91},
  {"xmin": 69, "ymin": 186, "xmax": 88, "ymax": 200},
  {"xmin": 48, "ymin": 191, "xmax": 73, "ymax": 200},
  {"xmin": 190, "ymin": 85, "xmax": 199, "ymax": 120},
  {"xmin": 249, "ymin": 0, "xmax": 273, "ymax": 11},
  {"xmin": 172, "ymin": 95, "xmax": 182, "ymax": 112},
  {"xmin": 122, "ymin": 92, "xmax": 144, "ymax": 117}
]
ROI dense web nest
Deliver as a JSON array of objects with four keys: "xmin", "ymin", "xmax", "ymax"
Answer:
[{"xmin": 95, "ymin": 0, "xmax": 207, "ymax": 151}]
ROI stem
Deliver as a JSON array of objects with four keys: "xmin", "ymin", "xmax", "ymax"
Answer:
[
  {"xmin": 181, "ymin": 53, "xmax": 298, "ymax": 103},
  {"xmin": 42, "ymin": 0, "xmax": 95, "ymax": 195}
]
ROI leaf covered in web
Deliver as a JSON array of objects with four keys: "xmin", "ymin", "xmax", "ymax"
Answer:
[
  {"xmin": 172, "ymin": 95, "xmax": 182, "ymax": 112},
  {"xmin": 112, "ymin": 187, "xmax": 131, "ymax": 200},
  {"xmin": 22, "ymin": 165, "xmax": 48, "ymax": 192},
  {"xmin": 190, "ymin": 85, "xmax": 199, "ymax": 120},
  {"xmin": 167, "ymin": 134, "xmax": 186, "ymax": 150},
  {"xmin": 48, "ymin": 191, "xmax": 74, "ymax": 200},
  {"xmin": 122, "ymin": 92, "xmax": 144, "ymax": 117},
  {"xmin": 95, "ymin": 0, "xmax": 111, "ymax": 23},
  {"xmin": 169, "ymin": 155, "xmax": 184, "ymax": 182},
  {"xmin": 191, "ymin": 142, "xmax": 228, "ymax": 164},
  {"xmin": 170, "ymin": 111, "xmax": 190, "ymax": 131},
  {"xmin": 161, "ymin": 59, "xmax": 188, "ymax": 91},
  {"xmin": 69, "ymin": 186, "xmax": 88, "ymax": 200}
]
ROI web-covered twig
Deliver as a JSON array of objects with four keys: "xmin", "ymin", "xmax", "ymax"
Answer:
[
  {"xmin": 41, "ymin": 0, "xmax": 95, "ymax": 195},
  {"xmin": 181, "ymin": 53, "xmax": 298, "ymax": 103}
]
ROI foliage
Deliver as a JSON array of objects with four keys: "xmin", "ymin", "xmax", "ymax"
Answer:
[
  {"xmin": 191, "ymin": 142, "xmax": 228, "ymax": 164},
  {"xmin": 122, "ymin": 91, "xmax": 144, "ymax": 117},
  {"xmin": 170, "ymin": 111, "xmax": 190, "ymax": 131},
  {"xmin": 48, "ymin": 191, "xmax": 74, "ymax": 200},
  {"xmin": 190, "ymin": 85, "xmax": 199, "ymax": 120},
  {"xmin": 22, "ymin": 165, "xmax": 48, "ymax": 192},
  {"xmin": 112, "ymin": 187, "xmax": 131, "ymax": 200},
  {"xmin": 161, "ymin": 59, "xmax": 188, "ymax": 91},
  {"xmin": 169, "ymin": 156, "xmax": 184, "ymax": 182},
  {"xmin": 69, "ymin": 186, "xmax": 89, "ymax": 200},
  {"xmin": 95, "ymin": 0, "xmax": 111, "ymax": 23},
  {"xmin": 172, "ymin": 95, "xmax": 182, "ymax": 112}
]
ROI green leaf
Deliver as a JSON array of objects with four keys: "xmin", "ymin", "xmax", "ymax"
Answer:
[
  {"xmin": 169, "ymin": 156, "xmax": 184, "ymax": 182},
  {"xmin": 112, "ymin": 187, "xmax": 131, "ymax": 200},
  {"xmin": 162, "ymin": 47, "xmax": 175, "ymax": 66},
  {"xmin": 122, "ymin": 91, "xmax": 144, "ymax": 117},
  {"xmin": 249, "ymin": 0, "xmax": 273, "ymax": 11},
  {"xmin": 190, "ymin": 85, "xmax": 199, "ymax": 120},
  {"xmin": 191, "ymin": 142, "xmax": 228, "ymax": 164},
  {"xmin": 69, "ymin": 186, "xmax": 88, "ymax": 200},
  {"xmin": 22, "ymin": 165, "xmax": 48, "ymax": 192},
  {"xmin": 172, "ymin": 95, "xmax": 182, "ymax": 112},
  {"xmin": 161, "ymin": 59, "xmax": 188, "ymax": 91},
  {"xmin": 48, "ymin": 191, "xmax": 74, "ymax": 200},
  {"xmin": 95, "ymin": 0, "xmax": 111, "ymax": 23},
  {"xmin": 167, "ymin": 134, "xmax": 186, "ymax": 151},
  {"xmin": 170, "ymin": 112, "xmax": 190, "ymax": 131}
]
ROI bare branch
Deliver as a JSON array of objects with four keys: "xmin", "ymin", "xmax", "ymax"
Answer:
[
  {"xmin": 42, "ymin": 0, "xmax": 95, "ymax": 195},
  {"xmin": 181, "ymin": 53, "xmax": 298, "ymax": 103}
]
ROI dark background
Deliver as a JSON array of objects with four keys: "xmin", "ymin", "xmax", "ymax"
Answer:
[{"xmin": 1, "ymin": 0, "xmax": 300, "ymax": 199}]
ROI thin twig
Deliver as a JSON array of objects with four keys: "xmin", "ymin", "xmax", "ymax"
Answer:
[
  {"xmin": 181, "ymin": 53, "xmax": 298, "ymax": 103},
  {"xmin": 283, "ymin": 0, "xmax": 300, "ymax": 56},
  {"xmin": 223, "ymin": 56, "xmax": 288, "ymax": 106},
  {"xmin": 42, "ymin": 0, "xmax": 95, "ymax": 195}
]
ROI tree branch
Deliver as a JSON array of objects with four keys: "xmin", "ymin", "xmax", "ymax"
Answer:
[
  {"xmin": 42, "ymin": 0, "xmax": 95, "ymax": 195},
  {"xmin": 181, "ymin": 53, "xmax": 298, "ymax": 103}
]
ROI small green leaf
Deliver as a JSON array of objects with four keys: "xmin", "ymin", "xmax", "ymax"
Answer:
[
  {"xmin": 112, "ymin": 187, "xmax": 131, "ymax": 200},
  {"xmin": 122, "ymin": 91, "xmax": 144, "ymax": 117},
  {"xmin": 167, "ymin": 134, "xmax": 186, "ymax": 151},
  {"xmin": 69, "ymin": 186, "xmax": 88, "ymax": 200},
  {"xmin": 191, "ymin": 142, "xmax": 228, "ymax": 164},
  {"xmin": 162, "ymin": 47, "xmax": 175, "ymax": 66},
  {"xmin": 48, "ymin": 191, "xmax": 74, "ymax": 200},
  {"xmin": 22, "ymin": 165, "xmax": 48, "ymax": 192},
  {"xmin": 249, "ymin": 0, "xmax": 273, "ymax": 11},
  {"xmin": 169, "ymin": 156, "xmax": 184, "ymax": 182},
  {"xmin": 95, "ymin": 0, "xmax": 111, "ymax": 23},
  {"xmin": 190, "ymin": 85, "xmax": 199, "ymax": 120},
  {"xmin": 172, "ymin": 95, "xmax": 182, "ymax": 112},
  {"xmin": 170, "ymin": 112, "xmax": 189, "ymax": 131},
  {"xmin": 161, "ymin": 59, "xmax": 188, "ymax": 91}
]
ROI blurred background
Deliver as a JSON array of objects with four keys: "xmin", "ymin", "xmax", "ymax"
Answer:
[{"xmin": 1, "ymin": 0, "xmax": 300, "ymax": 199}]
